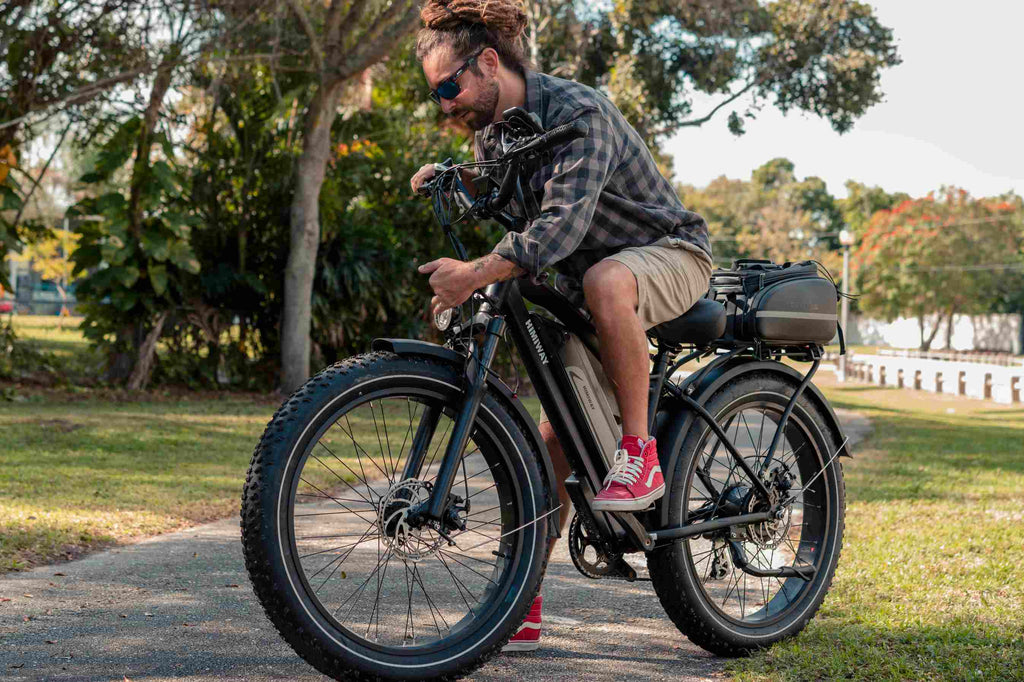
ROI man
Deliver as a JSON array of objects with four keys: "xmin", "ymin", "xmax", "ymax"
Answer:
[{"xmin": 410, "ymin": 0, "xmax": 713, "ymax": 653}]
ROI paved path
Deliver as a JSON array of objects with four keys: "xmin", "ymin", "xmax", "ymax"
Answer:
[{"xmin": 0, "ymin": 410, "xmax": 870, "ymax": 682}]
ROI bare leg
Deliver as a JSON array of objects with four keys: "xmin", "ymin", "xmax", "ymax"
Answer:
[
  {"xmin": 582, "ymin": 260, "xmax": 649, "ymax": 440},
  {"xmin": 539, "ymin": 420, "xmax": 573, "ymax": 565}
]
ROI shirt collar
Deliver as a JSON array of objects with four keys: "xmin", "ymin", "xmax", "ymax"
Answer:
[{"xmin": 523, "ymin": 69, "xmax": 541, "ymax": 116}]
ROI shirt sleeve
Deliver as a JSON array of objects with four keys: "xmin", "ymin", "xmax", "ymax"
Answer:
[{"xmin": 491, "ymin": 107, "xmax": 617, "ymax": 276}]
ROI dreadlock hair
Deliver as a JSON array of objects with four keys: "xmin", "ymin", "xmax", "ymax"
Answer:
[{"xmin": 416, "ymin": 0, "xmax": 531, "ymax": 75}]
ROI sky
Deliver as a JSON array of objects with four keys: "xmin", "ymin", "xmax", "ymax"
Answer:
[{"xmin": 665, "ymin": 0, "xmax": 1024, "ymax": 199}]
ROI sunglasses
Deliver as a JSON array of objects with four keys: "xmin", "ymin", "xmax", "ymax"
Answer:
[{"xmin": 429, "ymin": 49, "xmax": 485, "ymax": 104}]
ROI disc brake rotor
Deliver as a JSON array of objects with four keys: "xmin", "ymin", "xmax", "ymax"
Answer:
[{"xmin": 377, "ymin": 479, "xmax": 444, "ymax": 562}]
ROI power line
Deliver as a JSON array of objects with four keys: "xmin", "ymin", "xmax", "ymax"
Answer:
[
  {"xmin": 897, "ymin": 263, "xmax": 1024, "ymax": 273},
  {"xmin": 707, "ymin": 212, "xmax": 1024, "ymax": 243}
]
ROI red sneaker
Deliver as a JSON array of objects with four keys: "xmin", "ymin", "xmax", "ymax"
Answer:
[
  {"xmin": 591, "ymin": 436, "xmax": 664, "ymax": 511},
  {"xmin": 502, "ymin": 595, "xmax": 542, "ymax": 652}
]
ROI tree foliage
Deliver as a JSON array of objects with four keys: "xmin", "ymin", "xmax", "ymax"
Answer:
[
  {"xmin": 678, "ymin": 157, "xmax": 843, "ymax": 268},
  {"xmin": 526, "ymin": 0, "xmax": 900, "ymax": 144},
  {"xmin": 854, "ymin": 189, "xmax": 1024, "ymax": 350}
]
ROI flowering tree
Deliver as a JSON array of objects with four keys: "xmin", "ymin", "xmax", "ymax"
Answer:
[{"xmin": 854, "ymin": 189, "xmax": 1024, "ymax": 350}]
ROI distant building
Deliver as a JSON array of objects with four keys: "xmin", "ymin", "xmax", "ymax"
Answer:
[{"xmin": 3, "ymin": 252, "xmax": 79, "ymax": 315}]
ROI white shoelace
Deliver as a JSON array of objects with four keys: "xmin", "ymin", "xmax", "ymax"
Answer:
[{"xmin": 603, "ymin": 449, "xmax": 644, "ymax": 487}]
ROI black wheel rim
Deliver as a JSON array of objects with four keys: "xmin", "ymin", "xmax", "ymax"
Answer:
[
  {"xmin": 682, "ymin": 395, "xmax": 832, "ymax": 626},
  {"xmin": 284, "ymin": 386, "xmax": 526, "ymax": 654}
]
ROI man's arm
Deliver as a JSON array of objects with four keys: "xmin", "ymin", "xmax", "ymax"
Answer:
[
  {"xmin": 472, "ymin": 253, "xmax": 525, "ymax": 283},
  {"xmin": 418, "ymin": 253, "xmax": 525, "ymax": 316}
]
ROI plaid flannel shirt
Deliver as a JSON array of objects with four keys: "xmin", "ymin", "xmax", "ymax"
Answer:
[{"xmin": 475, "ymin": 70, "xmax": 712, "ymax": 280}]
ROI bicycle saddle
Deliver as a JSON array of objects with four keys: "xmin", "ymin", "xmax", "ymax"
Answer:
[{"xmin": 649, "ymin": 297, "xmax": 726, "ymax": 347}]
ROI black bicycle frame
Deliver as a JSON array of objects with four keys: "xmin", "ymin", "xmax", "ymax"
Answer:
[{"xmin": 413, "ymin": 273, "xmax": 825, "ymax": 559}]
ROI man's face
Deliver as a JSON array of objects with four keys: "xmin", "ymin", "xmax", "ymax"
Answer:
[{"xmin": 423, "ymin": 48, "xmax": 500, "ymax": 131}]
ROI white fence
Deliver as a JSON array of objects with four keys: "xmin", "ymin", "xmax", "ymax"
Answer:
[{"xmin": 843, "ymin": 353, "xmax": 1023, "ymax": 404}]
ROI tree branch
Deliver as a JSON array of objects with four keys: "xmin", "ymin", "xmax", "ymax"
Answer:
[
  {"xmin": 284, "ymin": 0, "xmax": 324, "ymax": 73},
  {"xmin": 329, "ymin": 0, "xmax": 369, "ymax": 52},
  {"xmin": 664, "ymin": 80, "xmax": 758, "ymax": 135},
  {"xmin": 335, "ymin": 1, "xmax": 419, "ymax": 81},
  {"xmin": 10, "ymin": 121, "xmax": 72, "ymax": 232}
]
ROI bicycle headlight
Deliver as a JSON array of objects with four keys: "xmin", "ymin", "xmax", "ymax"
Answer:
[{"xmin": 433, "ymin": 306, "xmax": 457, "ymax": 332}]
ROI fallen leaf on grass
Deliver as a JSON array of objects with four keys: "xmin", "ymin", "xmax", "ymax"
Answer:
[
  {"xmin": 45, "ymin": 639, "xmax": 58, "ymax": 644},
  {"xmin": 1, "ymin": 598, "xmax": 11, "ymax": 602},
  {"xmin": 224, "ymin": 584, "xmax": 239, "ymax": 588},
  {"xmin": 23, "ymin": 593, "xmax": 32, "ymax": 598}
]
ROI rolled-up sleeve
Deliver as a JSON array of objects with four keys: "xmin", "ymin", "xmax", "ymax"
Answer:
[{"xmin": 492, "ymin": 108, "xmax": 617, "ymax": 276}]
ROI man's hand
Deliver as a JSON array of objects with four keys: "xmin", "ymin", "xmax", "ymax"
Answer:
[
  {"xmin": 418, "ymin": 258, "xmax": 481, "ymax": 316},
  {"xmin": 410, "ymin": 163, "xmax": 436, "ymax": 196}
]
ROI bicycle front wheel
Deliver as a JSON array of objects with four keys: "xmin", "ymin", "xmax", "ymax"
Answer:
[{"xmin": 241, "ymin": 352, "xmax": 550, "ymax": 681}]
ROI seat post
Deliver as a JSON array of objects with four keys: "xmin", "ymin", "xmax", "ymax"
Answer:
[{"xmin": 647, "ymin": 346, "xmax": 674, "ymax": 435}]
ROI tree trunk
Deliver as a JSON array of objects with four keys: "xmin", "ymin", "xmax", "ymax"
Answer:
[
  {"xmin": 129, "ymin": 47, "xmax": 179, "ymax": 235},
  {"xmin": 280, "ymin": 79, "xmax": 346, "ymax": 392},
  {"xmin": 127, "ymin": 311, "xmax": 169, "ymax": 390},
  {"xmin": 943, "ymin": 307, "xmax": 956, "ymax": 350},
  {"xmin": 919, "ymin": 313, "xmax": 941, "ymax": 351},
  {"xmin": 1017, "ymin": 311, "xmax": 1024, "ymax": 356}
]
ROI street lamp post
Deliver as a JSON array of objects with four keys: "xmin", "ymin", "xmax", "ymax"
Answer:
[{"xmin": 838, "ymin": 229, "xmax": 855, "ymax": 382}]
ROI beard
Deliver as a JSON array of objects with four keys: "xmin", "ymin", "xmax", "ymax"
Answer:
[{"xmin": 455, "ymin": 77, "xmax": 500, "ymax": 131}]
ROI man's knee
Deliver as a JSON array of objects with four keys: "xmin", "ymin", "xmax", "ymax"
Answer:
[{"xmin": 582, "ymin": 260, "xmax": 637, "ymax": 312}]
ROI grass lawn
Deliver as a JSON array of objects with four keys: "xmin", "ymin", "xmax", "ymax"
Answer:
[
  {"xmin": 8, "ymin": 315, "xmax": 89, "ymax": 358},
  {"xmin": 729, "ymin": 373, "xmax": 1024, "ymax": 681}
]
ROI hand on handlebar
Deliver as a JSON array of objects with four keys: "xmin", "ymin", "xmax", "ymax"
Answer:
[{"xmin": 411, "ymin": 163, "xmax": 437, "ymax": 197}]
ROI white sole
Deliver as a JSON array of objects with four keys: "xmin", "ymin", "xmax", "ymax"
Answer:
[
  {"xmin": 591, "ymin": 485, "xmax": 665, "ymax": 512},
  {"xmin": 502, "ymin": 640, "xmax": 541, "ymax": 652}
]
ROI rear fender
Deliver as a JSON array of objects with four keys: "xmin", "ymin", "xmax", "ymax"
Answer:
[
  {"xmin": 371, "ymin": 338, "xmax": 560, "ymax": 539},
  {"xmin": 652, "ymin": 356, "xmax": 851, "ymax": 529}
]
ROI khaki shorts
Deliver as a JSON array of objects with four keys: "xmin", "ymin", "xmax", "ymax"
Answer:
[{"xmin": 538, "ymin": 237, "xmax": 713, "ymax": 425}]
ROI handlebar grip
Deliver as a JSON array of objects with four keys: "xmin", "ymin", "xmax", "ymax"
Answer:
[
  {"xmin": 515, "ymin": 119, "xmax": 590, "ymax": 157},
  {"xmin": 540, "ymin": 118, "xmax": 590, "ymax": 149}
]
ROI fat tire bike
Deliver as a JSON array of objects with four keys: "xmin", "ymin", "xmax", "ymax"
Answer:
[{"xmin": 241, "ymin": 108, "xmax": 849, "ymax": 681}]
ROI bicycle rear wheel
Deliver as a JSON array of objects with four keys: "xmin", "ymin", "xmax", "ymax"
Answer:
[
  {"xmin": 648, "ymin": 371, "xmax": 845, "ymax": 655},
  {"xmin": 241, "ymin": 352, "xmax": 550, "ymax": 680}
]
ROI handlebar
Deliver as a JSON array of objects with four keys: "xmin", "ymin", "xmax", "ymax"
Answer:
[
  {"xmin": 483, "ymin": 118, "xmax": 589, "ymax": 214},
  {"xmin": 418, "ymin": 116, "xmax": 590, "ymax": 221}
]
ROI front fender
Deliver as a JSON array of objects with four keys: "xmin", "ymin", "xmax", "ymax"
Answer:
[
  {"xmin": 652, "ymin": 356, "xmax": 851, "ymax": 529},
  {"xmin": 371, "ymin": 338, "xmax": 560, "ymax": 539}
]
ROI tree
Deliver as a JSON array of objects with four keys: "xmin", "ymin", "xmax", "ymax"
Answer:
[
  {"xmin": 17, "ymin": 228, "xmax": 82, "ymax": 326},
  {"xmin": 71, "ymin": 1, "xmax": 218, "ymax": 389},
  {"xmin": 854, "ymin": 189, "xmax": 1024, "ymax": 351},
  {"xmin": 525, "ymin": 0, "xmax": 900, "ymax": 145},
  {"xmin": 260, "ymin": 0, "xmax": 422, "ymax": 392},
  {"xmin": 0, "ymin": 1, "xmax": 150, "ymax": 287},
  {"xmin": 678, "ymin": 158, "xmax": 842, "ymax": 268}
]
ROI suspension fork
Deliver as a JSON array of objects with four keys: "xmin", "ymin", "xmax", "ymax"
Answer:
[{"xmin": 423, "ymin": 305, "xmax": 507, "ymax": 522}]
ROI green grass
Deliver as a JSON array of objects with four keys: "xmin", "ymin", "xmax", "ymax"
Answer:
[
  {"xmin": 8, "ymin": 315, "xmax": 89, "ymax": 358},
  {"xmin": 0, "ymin": 386, "xmax": 546, "ymax": 573},
  {"xmin": 728, "ymin": 375, "xmax": 1024, "ymax": 681},
  {"xmin": 0, "ymin": 391, "xmax": 278, "ymax": 571}
]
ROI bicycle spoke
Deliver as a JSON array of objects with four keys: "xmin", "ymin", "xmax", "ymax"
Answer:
[
  {"xmin": 298, "ymin": 478, "xmax": 378, "ymax": 525},
  {"xmin": 438, "ymin": 549, "xmax": 499, "ymax": 586}
]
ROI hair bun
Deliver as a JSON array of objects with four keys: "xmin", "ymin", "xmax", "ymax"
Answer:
[{"xmin": 421, "ymin": 0, "xmax": 528, "ymax": 41}]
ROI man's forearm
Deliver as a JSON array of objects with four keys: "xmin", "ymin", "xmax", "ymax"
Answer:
[{"xmin": 471, "ymin": 253, "xmax": 526, "ymax": 288}]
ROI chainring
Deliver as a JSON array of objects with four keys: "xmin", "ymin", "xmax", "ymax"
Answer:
[{"xmin": 567, "ymin": 512, "xmax": 640, "ymax": 581}]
